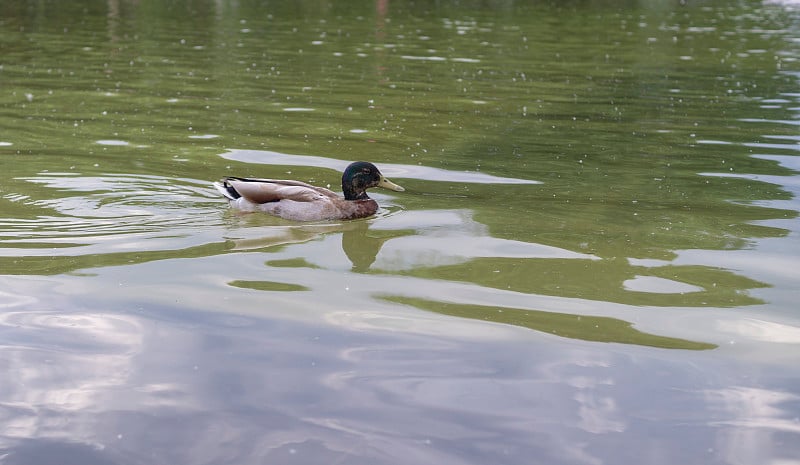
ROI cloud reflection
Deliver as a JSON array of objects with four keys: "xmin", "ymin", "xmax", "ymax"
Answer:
[
  {"xmin": 0, "ymin": 285, "xmax": 797, "ymax": 464},
  {"xmin": 0, "ymin": 310, "xmax": 142, "ymax": 452},
  {"xmin": 705, "ymin": 387, "xmax": 800, "ymax": 465}
]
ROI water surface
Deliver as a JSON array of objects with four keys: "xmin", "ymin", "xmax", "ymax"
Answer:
[{"xmin": 1, "ymin": 1, "xmax": 800, "ymax": 464}]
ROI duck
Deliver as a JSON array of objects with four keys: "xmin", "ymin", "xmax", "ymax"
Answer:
[{"xmin": 213, "ymin": 161, "xmax": 405, "ymax": 221}]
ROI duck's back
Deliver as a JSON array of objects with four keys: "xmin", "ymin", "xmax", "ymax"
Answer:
[{"xmin": 218, "ymin": 177, "xmax": 337, "ymax": 203}]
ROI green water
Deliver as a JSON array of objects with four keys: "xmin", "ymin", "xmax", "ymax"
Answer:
[{"xmin": 1, "ymin": 1, "xmax": 799, "ymax": 464}]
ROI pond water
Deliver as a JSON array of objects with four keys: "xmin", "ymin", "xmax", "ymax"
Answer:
[{"xmin": 2, "ymin": 0, "xmax": 800, "ymax": 464}]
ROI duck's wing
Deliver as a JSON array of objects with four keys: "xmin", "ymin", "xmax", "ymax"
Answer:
[{"xmin": 220, "ymin": 177, "xmax": 338, "ymax": 204}]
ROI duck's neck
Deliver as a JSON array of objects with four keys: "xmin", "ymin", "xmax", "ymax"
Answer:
[{"xmin": 343, "ymin": 184, "xmax": 369, "ymax": 201}]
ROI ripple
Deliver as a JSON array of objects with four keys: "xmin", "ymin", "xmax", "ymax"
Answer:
[
  {"xmin": 95, "ymin": 140, "xmax": 129, "ymax": 146},
  {"xmin": 228, "ymin": 280, "xmax": 310, "ymax": 292},
  {"xmin": 400, "ymin": 55, "xmax": 447, "ymax": 61},
  {"xmin": 697, "ymin": 139, "xmax": 732, "ymax": 145},
  {"xmin": 0, "ymin": 310, "xmax": 142, "ymax": 352},
  {"xmin": 740, "ymin": 117, "xmax": 800, "ymax": 126},
  {"xmin": 188, "ymin": 134, "xmax": 220, "ymax": 139},
  {"xmin": 0, "ymin": 289, "xmax": 37, "ymax": 309},
  {"xmin": 1, "ymin": 173, "xmax": 225, "ymax": 260}
]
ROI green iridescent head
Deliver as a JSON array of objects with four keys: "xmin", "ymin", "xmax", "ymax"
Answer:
[{"xmin": 341, "ymin": 161, "xmax": 404, "ymax": 200}]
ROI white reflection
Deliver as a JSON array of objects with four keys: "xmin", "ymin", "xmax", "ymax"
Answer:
[
  {"xmin": 225, "ymin": 223, "xmax": 343, "ymax": 251},
  {"xmin": 575, "ymin": 392, "xmax": 625, "ymax": 434},
  {"xmin": 220, "ymin": 149, "xmax": 540, "ymax": 184},
  {"xmin": 373, "ymin": 209, "xmax": 596, "ymax": 270},
  {"xmin": 1, "ymin": 276, "xmax": 797, "ymax": 464},
  {"xmin": 622, "ymin": 275, "xmax": 704, "ymax": 294},
  {"xmin": 220, "ymin": 208, "xmax": 596, "ymax": 274},
  {"xmin": 540, "ymin": 358, "xmax": 627, "ymax": 439},
  {"xmin": 717, "ymin": 318, "xmax": 800, "ymax": 344},
  {"xmin": 705, "ymin": 387, "xmax": 800, "ymax": 465},
  {"xmin": 0, "ymin": 290, "xmax": 36, "ymax": 309},
  {"xmin": 0, "ymin": 311, "xmax": 143, "ymax": 445},
  {"xmin": 566, "ymin": 372, "xmax": 624, "ymax": 434}
]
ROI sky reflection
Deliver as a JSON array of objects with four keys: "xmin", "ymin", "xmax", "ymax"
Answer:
[
  {"xmin": 1, "ymin": 1, "xmax": 800, "ymax": 464},
  {"xmin": 1, "ymin": 295, "xmax": 797, "ymax": 465}
]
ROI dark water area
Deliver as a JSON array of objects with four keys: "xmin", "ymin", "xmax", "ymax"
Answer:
[{"xmin": 1, "ymin": 0, "xmax": 800, "ymax": 464}]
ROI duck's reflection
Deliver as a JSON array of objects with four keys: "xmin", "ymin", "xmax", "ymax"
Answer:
[
  {"xmin": 226, "ymin": 208, "xmax": 594, "ymax": 272},
  {"xmin": 341, "ymin": 223, "xmax": 405, "ymax": 273},
  {"xmin": 225, "ymin": 209, "xmax": 764, "ymax": 349},
  {"xmin": 225, "ymin": 220, "xmax": 402, "ymax": 273}
]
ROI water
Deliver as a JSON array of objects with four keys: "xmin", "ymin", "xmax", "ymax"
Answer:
[{"xmin": 1, "ymin": 1, "xmax": 800, "ymax": 464}]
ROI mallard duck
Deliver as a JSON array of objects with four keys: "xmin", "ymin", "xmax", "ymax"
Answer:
[{"xmin": 213, "ymin": 161, "xmax": 405, "ymax": 221}]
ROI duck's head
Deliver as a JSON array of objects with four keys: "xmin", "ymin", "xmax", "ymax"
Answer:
[{"xmin": 342, "ymin": 161, "xmax": 405, "ymax": 200}]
